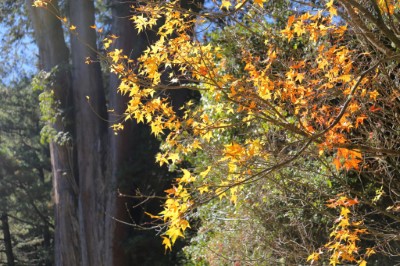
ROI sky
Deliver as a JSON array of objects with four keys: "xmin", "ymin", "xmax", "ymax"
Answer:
[{"xmin": 0, "ymin": 21, "xmax": 38, "ymax": 86}]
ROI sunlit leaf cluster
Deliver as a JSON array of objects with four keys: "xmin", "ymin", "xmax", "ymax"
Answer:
[{"xmin": 103, "ymin": 1, "xmax": 396, "ymax": 258}]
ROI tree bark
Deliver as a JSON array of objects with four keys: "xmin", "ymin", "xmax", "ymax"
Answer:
[
  {"xmin": 1, "ymin": 212, "xmax": 15, "ymax": 266},
  {"xmin": 26, "ymin": 1, "xmax": 81, "ymax": 265},
  {"xmin": 106, "ymin": 1, "xmax": 139, "ymax": 265},
  {"xmin": 69, "ymin": 0, "xmax": 108, "ymax": 265}
]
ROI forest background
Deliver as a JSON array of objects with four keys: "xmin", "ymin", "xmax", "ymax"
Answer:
[{"xmin": 0, "ymin": 0, "xmax": 400, "ymax": 265}]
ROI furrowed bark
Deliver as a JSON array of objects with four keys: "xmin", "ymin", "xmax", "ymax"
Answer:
[
  {"xmin": 26, "ymin": 1, "xmax": 81, "ymax": 265},
  {"xmin": 69, "ymin": 0, "xmax": 108, "ymax": 265}
]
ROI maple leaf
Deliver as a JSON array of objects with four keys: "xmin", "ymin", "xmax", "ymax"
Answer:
[
  {"xmin": 69, "ymin": 25, "xmax": 77, "ymax": 31},
  {"xmin": 109, "ymin": 49, "xmax": 123, "ymax": 63},
  {"xmin": 162, "ymin": 237, "xmax": 172, "ymax": 252},
  {"xmin": 293, "ymin": 22, "xmax": 306, "ymax": 36},
  {"xmin": 191, "ymin": 139, "xmax": 202, "ymax": 150},
  {"xmin": 167, "ymin": 153, "xmax": 180, "ymax": 163},
  {"xmin": 133, "ymin": 15, "xmax": 148, "ymax": 33},
  {"xmin": 156, "ymin": 153, "xmax": 169, "ymax": 166},
  {"xmin": 333, "ymin": 157, "xmax": 341, "ymax": 170},
  {"xmin": 287, "ymin": 15, "xmax": 295, "ymax": 28},
  {"xmin": 166, "ymin": 227, "xmax": 184, "ymax": 244},
  {"xmin": 356, "ymin": 115, "xmax": 367, "ymax": 128},
  {"xmin": 340, "ymin": 207, "xmax": 351, "ymax": 217},
  {"xmin": 345, "ymin": 197, "xmax": 359, "ymax": 206},
  {"xmin": 199, "ymin": 166, "xmax": 211, "ymax": 178},
  {"xmin": 339, "ymin": 74, "xmax": 352, "ymax": 82},
  {"xmin": 220, "ymin": 0, "xmax": 232, "ymax": 10},
  {"xmin": 378, "ymin": 0, "xmax": 395, "ymax": 14},
  {"xmin": 358, "ymin": 260, "xmax": 367, "ymax": 266},
  {"xmin": 365, "ymin": 248, "xmax": 376, "ymax": 257},
  {"xmin": 150, "ymin": 119, "xmax": 164, "ymax": 137},
  {"xmin": 103, "ymin": 38, "xmax": 113, "ymax": 49},
  {"xmin": 179, "ymin": 169, "xmax": 193, "ymax": 183},
  {"xmin": 198, "ymin": 186, "xmax": 209, "ymax": 194},
  {"xmin": 368, "ymin": 90, "xmax": 379, "ymax": 100},
  {"xmin": 326, "ymin": 0, "xmax": 337, "ymax": 16},
  {"xmin": 179, "ymin": 219, "xmax": 191, "ymax": 231},
  {"xmin": 338, "ymin": 217, "xmax": 350, "ymax": 228},
  {"xmin": 295, "ymin": 72, "xmax": 305, "ymax": 83},
  {"xmin": 307, "ymin": 252, "xmax": 320, "ymax": 262},
  {"xmin": 344, "ymin": 158, "xmax": 361, "ymax": 171},
  {"xmin": 254, "ymin": 0, "xmax": 266, "ymax": 8}
]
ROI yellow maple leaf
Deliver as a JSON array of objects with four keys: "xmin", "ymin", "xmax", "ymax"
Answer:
[
  {"xmin": 179, "ymin": 219, "xmax": 191, "ymax": 231},
  {"xmin": 133, "ymin": 15, "xmax": 148, "ymax": 33},
  {"xmin": 307, "ymin": 252, "xmax": 320, "ymax": 262},
  {"xmin": 326, "ymin": 0, "xmax": 337, "ymax": 16},
  {"xmin": 179, "ymin": 169, "xmax": 193, "ymax": 183},
  {"xmin": 295, "ymin": 72, "xmax": 305, "ymax": 83},
  {"xmin": 366, "ymin": 248, "xmax": 376, "ymax": 257},
  {"xmin": 162, "ymin": 237, "xmax": 172, "ymax": 252},
  {"xmin": 359, "ymin": 260, "xmax": 367, "ymax": 266},
  {"xmin": 340, "ymin": 207, "xmax": 351, "ymax": 217},
  {"xmin": 155, "ymin": 153, "xmax": 169, "ymax": 166},
  {"xmin": 368, "ymin": 90, "xmax": 379, "ymax": 100},
  {"xmin": 167, "ymin": 153, "xmax": 180, "ymax": 164},
  {"xmin": 338, "ymin": 217, "xmax": 350, "ymax": 228},
  {"xmin": 198, "ymin": 186, "xmax": 209, "ymax": 194},
  {"xmin": 166, "ymin": 227, "xmax": 184, "ymax": 244},
  {"xmin": 339, "ymin": 74, "xmax": 352, "ymax": 82},
  {"xmin": 191, "ymin": 139, "xmax": 202, "ymax": 150},
  {"xmin": 220, "ymin": 0, "xmax": 232, "ymax": 10},
  {"xmin": 150, "ymin": 119, "xmax": 164, "ymax": 137},
  {"xmin": 69, "ymin": 25, "xmax": 77, "ymax": 31},
  {"xmin": 199, "ymin": 166, "xmax": 211, "ymax": 178}
]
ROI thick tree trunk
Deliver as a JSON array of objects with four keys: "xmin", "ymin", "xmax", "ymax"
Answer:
[
  {"xmin": 69, "ymin": 0, "xmax": 108, "ymax": 265},
  {"xmin": 26, "ymin": 1, "xmax": 81, "ymax": 265},
  {"xmin": 1, "ymin": 212, "xmax": 15, "ymax": 266},
  {"xmin": 106, "ymin": 1, "xmax": 140, "ymax": 265},
  {"xmin": 106, "ymin": 1, "xmax": 165, "ymax": 264}
]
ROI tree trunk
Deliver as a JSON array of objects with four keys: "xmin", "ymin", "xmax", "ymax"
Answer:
[
  {"xmin": 1, "ymin": 212, "xmax": 15, "ymax": 266},
  {"xmin": 106, "ymin": 1, "xmax": 140, "ymax": 265},
  {"xmin": 26, "ymin": 1, "xmax": 81, "ymax": 265},
  {"xmin": 69, "ymin": 0, "xmax": 108, "ymax": 265}
]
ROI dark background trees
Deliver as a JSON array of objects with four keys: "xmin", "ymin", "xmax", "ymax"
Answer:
[{"xmin": 0, "ymin": 80, "xmax": 53, "ymax": 265}]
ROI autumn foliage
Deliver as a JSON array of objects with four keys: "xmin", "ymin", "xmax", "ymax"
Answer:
[
  {"xmin": 34, "ymin": 0, "xmax": 400, "ymax": 264},
  {"xmin": 115, "ymin": 0, "xmax": 400, "ymax": 264}
]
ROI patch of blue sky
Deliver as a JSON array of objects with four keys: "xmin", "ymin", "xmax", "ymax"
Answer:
[{"xmin": 0, "ymin": 23, "xmax": 38, "ymax": 86}]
